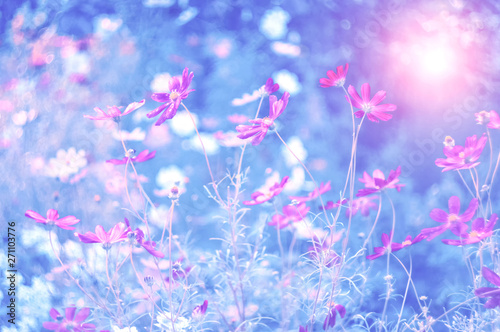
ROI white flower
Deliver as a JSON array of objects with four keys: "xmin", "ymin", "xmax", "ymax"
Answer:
[
  {"xmin": 112, "ymin": 326, "xmax": 138, "ymax": 332},
  {"xmin": 155, "ymin": 312, "xmax": 191, "ymax": 332},
  {"xmin": 46, "ymin": 148, "xmax": 87, "ymax": 182}
]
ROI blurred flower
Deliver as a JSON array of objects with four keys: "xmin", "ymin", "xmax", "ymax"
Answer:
[
  {"xmin": 128, "ymin": 225, "xmax": 165, "ymax": 258},
  {"xmin": 84, "ymin": 100, "xmax": 145, "ymax": 122},
  {"xmin": 420, "ymin": 196, "xmax": 479, "ymax": 241},
  {"xmin": 43, "ymin": 307, "xmax": 95, "ymax": 331},
  {"xmin": 148, "ymin": 67, "xmax": 194, "ymax": 125},
  {"xmin": 156, "ymin": 312, "xmax": 190, "ymax": 332},
  {"xmin": 320, "ymin": 64, "xmax": 349, "ymax": 88},
  {"xmin": 290, "ymin": 181, "xmax": 331, "ymax": 202},
  {"xmin": 259, "ymin": 77, "xmax": 279, "ymax": 96},
  {"xmin": 46, "ymin": 147, "xmax": 87, "ymax": 182},
  {"xmin": 243, "ymin": 176, "xmax": 289, "ymax": 205},
  {"xmin": 347, "ymin": 83, "xmax": 397, "ymax": 122},
  {"xmin": 321, "ymin": 198, "xmax": 348, "ymax": 211},
  {"xmin": 356, "ymin": 166, "xmax": 404, "ymax": 197},
  {"xmin": 442, "ymin": 214, "xmax": 497, "ymax": 246},
  {"xmin": 475, "ymin": 110, "xmax": 500, "ymax": 129},
  {"xmin": 106, "ymin": 149, "xmax": 156, "ymax": 165},
  {"xmin": 435, "ymin": 134, "xmax": 487, "ymax": 172},
  {"xmin": 397, "ymin": 234, "xmax": 426, "ymax": 249},
  {"xmin": 308, "ymin": 234, "xmax": 343, "ymax": 267},
  {"xmin": 299, "ymin": 326, "xmax": 309, "ymax": 332},
  {"xmin": 443, "ymin": 135, "xmax": 455, "ymax": 147},
  {"xmin": 268, "ymin": 202, "xmax": 310, "ymax": 229},
  {"xmin": 75, "ymin": 222, "xmax": 131, "ymax": 250},
  {"xmin": 192, "ymin": 300, "xmax": 208, "ymax": 320},
  {"xmin": 346, "ymin": 196, "xmax": 378, "ymax": 217},
  {"xmin": 474, "ymin": 266, "xmax": 500, "ymax": 309},
  {"xmin": 25, "ymin": 209, "xmax": 80, "ymax": 230},
  {"xmin": 323, "ymin": 303, "xmax": 346, "ymax": 330},
  {"xmin": 236, "ymin": 92, "xmax": 290, "ymax": 145}
]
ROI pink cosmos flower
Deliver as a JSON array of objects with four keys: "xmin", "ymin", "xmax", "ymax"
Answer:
[
  {"xmin": 192, "ymin": 300, "xmax": 208, "ymax": 320},
  {"xmin": 366, "ymin": 232, "xmax": 401, "ymax": 260},
  {"xmin": 322, "ymin": 198, "xmax": 348, "ymax": 211},
  {"xmin": 289, "ymin": 181, "xmax": 331, "ymax": 202},
  {"xmin": 347, "ymin": 83, "xmax": 397, "ymax": 122},
  {"xmin": 243, "ymin": 176, "xmax": 289, "ymax": 205},
  {"xmin": 420, "ymin": 196, "xmax": 479, "ymax": 241},
  {"xmin": 43, "ymin": 307, "xmax": 96, "ymax": 331},
  {"xmin": 346, "ymin": 196, "xmax": 378, "ymax": 217},
  {"xmin": 268, "ymin": 202, "xmax": 310, "ymax": 229},
  {"xmin": 308, "ymin": 235, "xmax": 342, "ymax": 268},
  {"xmin": 106, "ymin": 149, "xmax": 156, "ymax": 165},
  {"xmin": 323, "ymin": 303, "xmax": 346, "ymax": 330},
  {"xmin": 475, "ymin": 110, "xmax": 500, "ymax": 129},
  {"xmin": 299, "ymin": 326, "xmax": 309, "ymax": 332},
  {"xmin": 260, "ymin": 77, "xmax": 279, "ymax": 95},
  {"xmin": 435, "ymin": 134, "xmax": 488, "ymax": 172},
  {"xmin": 442, "ymin": 214, "xmax": 497, "ymax": 246},
  {"xmin": 84, "ymin": 100, "xmax": 145, "ymax": 122},
  {"xmin": 356, "ymin": 166, "xmax": 404, "ymax": 197},
  {"xmin": 25, "ymin": 209, "xmax": 80, "ymax": 230},
  {"xmin": 319, "ymin": 64, "xmax": 348, "ymax": 88},
  {"xmin": 132, "ymin": 228, "xmax": 165, "ymax": 258},
  {"xmin": 397, "ymin": 234, "xmax": 426, "ymax": 249},
  {"xmin": 147, "ymin": 67, "xmax": 194, "ymax": 125},
  {"xmin": 475, "ymin": 266, "xmax": 500, "ymax": 309},
  {"xmin": 236, "ymin": 92, "xmax": 290, "ymax": 145},
  {"xmin": 75, "ymin": 222, "xmax": 131, "ymax": 250}
]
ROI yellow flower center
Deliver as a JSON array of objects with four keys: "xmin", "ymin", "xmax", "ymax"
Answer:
[
  {"xmin": 402, "ymin": 240, "xmax": 412, "ymax": 247},
  {"xmin": 469, "ymin": 231, "xmax": 479, "ymax": 238},
  {"xmin": 170, "ymin": 91, "xmax": 180, "ymax": 100},
  {"xmin": 448, "ymin": 214, "xmax": 458, "ymax": 222},
  {"xmin": 262, "ymin": 117, "xmax": 274, "ymax": 127}
]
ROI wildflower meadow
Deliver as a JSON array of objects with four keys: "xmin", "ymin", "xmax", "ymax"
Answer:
[{"xmin": 1, "ymin": 0, "xmax": 500, "ymax": 331}]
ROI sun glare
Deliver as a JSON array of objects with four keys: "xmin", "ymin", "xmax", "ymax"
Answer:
[{"xmin": 417, "ymin": 45, "xmax": 456, "ymax": 78}]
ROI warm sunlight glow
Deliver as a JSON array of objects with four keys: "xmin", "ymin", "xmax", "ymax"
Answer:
[{"xmin": 417, "ymin": 45, "xmax": 456, "ymax": 78}]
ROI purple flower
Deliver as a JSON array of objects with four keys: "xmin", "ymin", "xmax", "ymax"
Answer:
[
  {"xmin": 320, "ymin": 64, "xmax": 349, "ymax": 88},
  {"xmin": 132, "ymin": 228, "xmax": 165, "ymax": 258},
  {"xmin": 25, "ymin": 209, "xmax": 80, "ymax": 230},
  {"xmin": 420, "ymin": 196, "xmax": 479, "ymax": 241},
  {"xmin": 321, "ymin": 198, "xmax": 348, "ymax": 211},
  {"xmin": 243, "ymin": 176, "xmax": 289, "ymax": 205},
  {"xmin": 260, "ymin": 77, "xmax": 279, "ymax": 95},
  {"xmin": 290, "ymin": 181, "xmax": 331, "ymax": 202},
  {"xmin": 366, "ymin": 232, "xmax": 401, "ymax": 260},
  {"xmin": 398, "ymin": 234, "xmax": 426, "ymax": 249},
  {"xmin": 347, "ymin": 83, "xmax": 397, "ymax": 122},
  {"xmin": 299, "ymin": 325, "xmax": 309, "ymax": 332},
  {"xmin": 356, "ymin": 166, "xmax": 404, "ymax": 197},
  {"xmin": 442, "ymin": 214, "xmax": 497, "ymax": 246},
  {"xmin": 192, "ymin": 300, "xmax": 208, "ymax": 320},
  {"xmin": 323, "ymin": 303, "xmax": 346, "ymax": 330},
  {"xmin": 268, "ymin": 202, "xmax": 310, "ymax": 229},
  {"xmin": 106, "ymin": 149, "xmax": 156, "ymax": 165},
  {"xmin": 75, "ymin": 222, "xmax": 131, "ymax": 250},
  {"xmin": 43, "ymin": 307, "xmax": 96, "ymax": 331},
  {"xmin": 474, "ymin": 267, "xmax": 500, "ymax": 309},
  {"xmin": 84, "ymin": 100, "xmax": 145, "ymax": 122},
  {"xmin": 308, "ymin": 236, "xmax": 342, "ymax": 268},
  {"xmin": 147, "ymin": 67, "xmax": 194, "ymax": 125},
  {"xmin": 236, "ymin": 91, "xmax": 290, "ymax": 145},
  {"xmin": 435, "ymin": 134, "xmax": 487, "ymax": 172}
]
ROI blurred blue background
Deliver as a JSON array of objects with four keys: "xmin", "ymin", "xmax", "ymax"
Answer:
[{"xmin": 1, "ymin": 0, "xmax": 499, "ymax": 330}]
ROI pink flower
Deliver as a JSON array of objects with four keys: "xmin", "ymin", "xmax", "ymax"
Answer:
[
  {"xmin": 420, "ymin": 196, "xmax": 479, "ymax": 241},
  {"xmin": 75, "ymin": 222, "xmax": 131, "ymax": 250},
  {"xmin": 366, "ymin": 232, "xmax": 401, "ymax": 260},
  {"xmin": 260, "ymin": 77, "xmax": 279, "ymax": 95},
  {"xmin": 320, "ymin": 64, "xmax": 348, "ymax": 88},
  {"xmin": 475, "ymin": 110, "xmax": 500, "ymax": 129},
  {"xmin": 323, "ymin": 303, "xmax": 346, "ymax": 330},
  {"xmin": 25, "ymin": 209, "xmax": 80, "ymax": 230},
  {"xmin": 322, "ymin": 198, "xmax": 348, "ymax": 211},
  {"xmin": 192, "ymin": 300, "xmax": 208, "ymax": 320},
  {"xmin": 442, "ymin": 214, "xmax": 497, "ymax": 246},
  {"xmin": 346, "ymin": 196, "xmax": 378, "ymax": 217},
  {"xmin": 356, "ymin": 166, "xmax": 404, "ymax": 197},
  {"xmin": 132, "ymin": 228, "xmax": 165, "ymax": 258},
  {"xmin": 268, "ymin": 202, "xmax": 310, "ymax": 229},
  {"xmin": 475, "ymin": 266, "xmax": 500, "ymax": 309},
  {"xmin": 106, "ymin": 149, "xmax": 156, "ymax": 165},
  {"xmin": 397, "ymin": 234, "xmax": 426, "ymax": 249},
  {"xmin": 236, "ymin": 92, "xmax": 290, "ymax": 145},
  {"xmin": 243, "ymin": 176, "xmax": 289, "ymax": 205},
  {"xmin": 289, "ymin": 181, "xmax": 331, "ymax": 202},
  {"xmin": 147, "ymin": 68, "xmax": 194, "ymax": 125},
  {"xmin": 347, "ymin": 83, "xmax": 397, "ymax": 122},
  {"xmin": 84, "ymin": 100, "xmax": 145, "ymax": 122},
  {"xmin": 435, "ymin": 134, "xmax": 487, "ymax": 172},
  {"xmin": 43, "ymin": 307, "xmax": 96, "ymax": 331}
]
